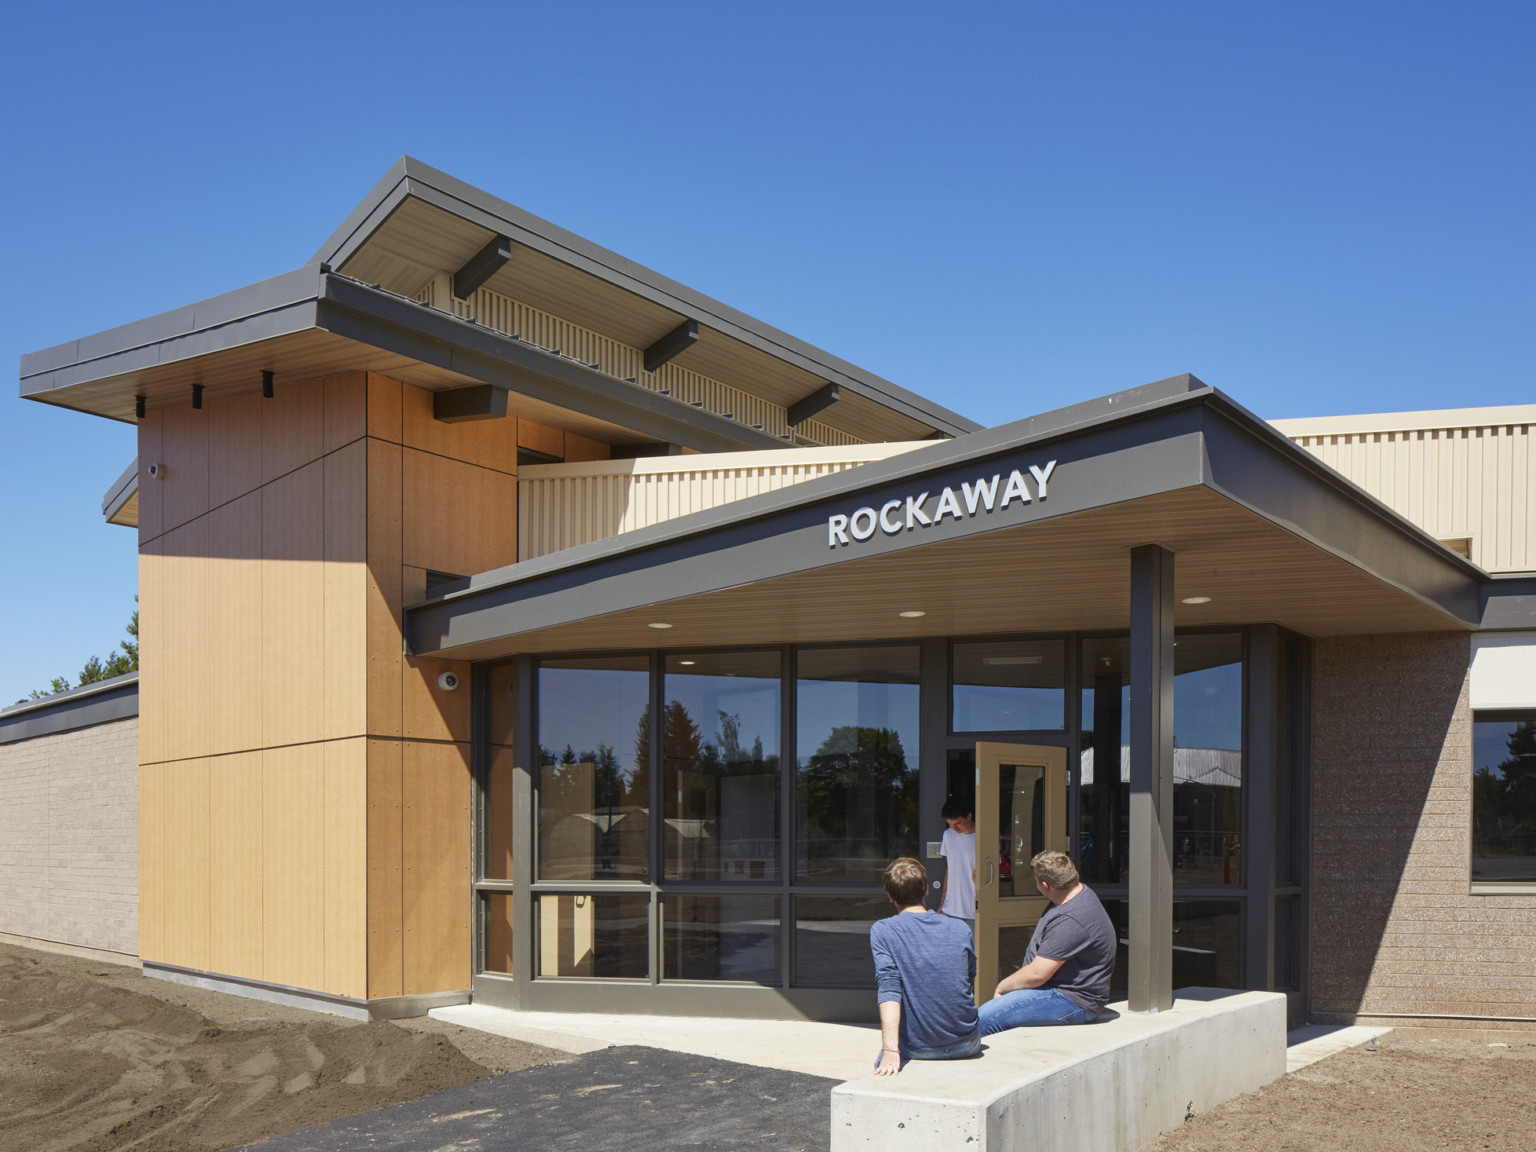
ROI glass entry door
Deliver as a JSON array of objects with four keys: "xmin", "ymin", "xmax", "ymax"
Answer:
[{"xmin": 974, "ymin": 742, "xmax": 1068, "ymax": 1004}]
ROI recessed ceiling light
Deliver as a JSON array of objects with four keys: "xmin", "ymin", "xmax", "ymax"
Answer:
[
  {"xmin": 1181, "ymin": 596, "xmax": 1211, "ymax": 605},
  {"xmin": 898, "ymin": 610, "xmax": 926, "ymax": 618},
  {"xmin": 679, "ymin": 659, "xmax": 696, "ymax": 666},
  {"xmin": 648, "ymin": 622, "xmax": 673, "ymax": 629}
]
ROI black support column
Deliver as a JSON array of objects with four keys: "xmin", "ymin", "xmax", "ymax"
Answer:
[
  {"xmin": 1128, "ymin": 544, "xmax": 1175, "ymax": 1012},
  {"xmin": 1244, "ymin": 626, "xmax": 1280, "ymax": 992},
  {"xmin": 512, "ymin": 655, "xmax": 537, "ymax": 1007}
]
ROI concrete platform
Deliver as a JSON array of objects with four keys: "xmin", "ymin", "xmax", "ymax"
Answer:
[
  {"xmin": 831, "ymin": 988, "xmax": 1287, "ymax": 1152},
  {"xmin": 431, "ymin": 1002, "xmax": 880, "ymax": 1081},
  {"xmin": 1284, "ymin": 1022, "xmax": 1394, "ymax": 1071}
]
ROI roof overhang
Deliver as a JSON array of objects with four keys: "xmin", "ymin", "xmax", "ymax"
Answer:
[
  {"xmin": 20, "ymin": 268, "xmax": 807, "ymax": 453},
  {"xmin": 405, "ymin": 375, "xmax": 1489, "ymax": 660}
]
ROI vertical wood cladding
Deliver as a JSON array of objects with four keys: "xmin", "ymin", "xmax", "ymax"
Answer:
[
  {"xmin": 138, "ymin": 371, "xmax": 521, "ymax": 1001},
  {"xmin": 1310, "ymin": 632, "xmax": 1536, "ymax": 1025}
]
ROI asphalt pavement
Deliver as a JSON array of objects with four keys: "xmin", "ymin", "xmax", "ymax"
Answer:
[{"xmin": 238, "ymin": 1044, "xmax": 839, "ymax": 1152}]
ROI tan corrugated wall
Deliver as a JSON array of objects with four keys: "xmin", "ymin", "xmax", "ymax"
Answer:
[
  {"xmin": 518, "ymin": 442, "xmax": 932, "ymax": 560},
  {"xmin": 1273, "ymin": 407, "xmax": 1535, "ymax": 573},
  {"xmin": 416, "ymin": 276, "xmax": 866, "ymax": 448}
]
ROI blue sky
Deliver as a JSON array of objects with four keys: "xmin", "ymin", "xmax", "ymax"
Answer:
[{"xmin": 1, "ymin": 1, "xmax": 1532, "ymax": 704}]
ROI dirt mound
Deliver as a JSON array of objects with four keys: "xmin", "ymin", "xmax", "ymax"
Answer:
[{"xmin": 0, "ymin": 943, "xmax": 558, "ymax": 1152}]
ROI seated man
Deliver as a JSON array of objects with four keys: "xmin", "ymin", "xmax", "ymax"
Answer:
[
  {"xmin": 978, "ymin": 850, "xmax": 1115, "ymax": 1034},
  {"xmin": 870, "ymin": 857, "xmax": 981, "ymax": 1076}
]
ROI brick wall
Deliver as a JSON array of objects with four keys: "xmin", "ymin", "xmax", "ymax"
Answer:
[
  {"xmin": 1311, "ymin": 632, "xmax": 1536, "ymax": 1025},
  {"xmin": 0, "ymin": 718, "xmax": 138, "ymax": 956}
]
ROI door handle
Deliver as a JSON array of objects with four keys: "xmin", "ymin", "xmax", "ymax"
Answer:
[{"xmin": 985, "ymin": 857, "xmax": 994, "ymax": 888}]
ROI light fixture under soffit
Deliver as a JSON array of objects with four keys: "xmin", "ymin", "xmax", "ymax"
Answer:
[
  {"xmin": 983, "ymin": 655, "xmax": 1043, "ymax": 666},
  {"xmin": 898, "ymin": 610, "xmax": 926, "ymax": 618},
  {"xmin": 678, "ymin": 660, "xmax": 696, "ymax": 666},
  {"xmin": 648, "ymin": 622, "xmax": 674, "ymax": 629},
  {"xmin": 1181, "ymin": 596, "xmax": 1212, "ymax": 605}
]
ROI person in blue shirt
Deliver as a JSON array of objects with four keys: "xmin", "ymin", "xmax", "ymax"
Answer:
[{"xmin": 869, "ymin": 857, "xmax": 981, "ymax": 1075}]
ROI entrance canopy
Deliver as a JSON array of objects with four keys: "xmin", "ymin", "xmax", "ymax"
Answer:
[{"xmin": 406, "ymin": 375, "xmax": 1486, "ymax": 660}]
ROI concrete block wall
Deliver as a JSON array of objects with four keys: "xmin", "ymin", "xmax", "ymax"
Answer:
[
  {"xmin": 0, "ymin": 717, "xmax": 139, "ymax": 956},
  {"xmin": 1311, "ymin": 632, "xmax": 1536, "ymax": 1025}
]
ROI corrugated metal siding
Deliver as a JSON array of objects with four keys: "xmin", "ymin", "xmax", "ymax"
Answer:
[
  {"xmin": 519, "ymin": 443, "xmax": 930, "ymax": 560},
  {"xmin": 1284, "ymin": 420, "xmax": 1533, "ymax": 572},
  {"xmin": 416, "ymin": 277, "xmax": 864, "ymax": 448}
]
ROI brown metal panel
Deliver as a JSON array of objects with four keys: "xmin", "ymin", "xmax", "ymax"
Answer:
[
  {"xmin": 209, "ymin": 750, "xmax": 265, "ymax": 980},
  {"xmin": 401, "ymin": 740, "xmax": 473, "ymax": 996},
  {"xmin": 366, "ymin": 737, "xmax": 404, "ymax": 999},
  {"xmin": 324, "ymin": 737, "xmax": 369, "ymax": 998},
  {"xmin": 261, "ymin": 460, "xmax": 325, "ymax": 748},
  {"xmin": 158, "ymin": 401, "xmax": 210, "ymax": 534},
  {"xmin": 136, "ymin": 409, "xmax": 164, "ymax": 542},
  {"xmin": 323, "ymin": 372, "xmax": 369, "ymax": 455},
  {"xmin": 517, "ymin": 417, "xmax": 565, "ymax": 459},
  {"xmin": 205, "ymin": 491, "xmax": 263, "ymax": 756},
  {"xmin": 401, "ymin": 448, "xmax": 518, "ymax": 576},
  {"xmin": 263, "ymin": 743, "xmax": 325, "ymax": 991},
  {"xmin": 324, "ymin": 442, "xmax": 368, "ymax": 742},
  {"xmin": 206, "ymin": 388, "xmax": 263, "ymax": 511},
  {"xmin": 401, "ymin": 381, "xmax": 517, "ymax": 474},
  {"xmin": 260, "ymin": 373, "xmax": 324, "ymax": 485},
  {"xmin": 365, "ymin": 439, "xmax": 403, "ymax": 739}
]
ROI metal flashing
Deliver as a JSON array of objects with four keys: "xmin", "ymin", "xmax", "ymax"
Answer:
[
  {"xmin": 143, "ymin": 960, "xmax": 470, "ymax": 1021},
  {"xmin": 101, "ymin": 457, "xmax": 138, "ymax": 519},
  {"xmin": 0, "ymin": 672, "xmax": 139, "ymax": 744}
]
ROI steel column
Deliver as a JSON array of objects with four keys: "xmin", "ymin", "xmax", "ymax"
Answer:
[
  {"xmin": 512, "ymin": 655, "xmax": 537, "ymax": 1006},
  {"xmin": 1128, "ymin": 544, "xmax": 1175, "ymax": 1012},
  {"xmin": 1244, "ymin": 626, "xmax": 1279, "ymax": 992}
]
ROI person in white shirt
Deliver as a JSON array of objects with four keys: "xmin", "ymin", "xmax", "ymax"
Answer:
[{"xmin": 938, "ymin": 798, "xmax": 977, "ymax": 942}]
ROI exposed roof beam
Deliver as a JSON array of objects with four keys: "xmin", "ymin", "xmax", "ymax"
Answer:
[
  {"xmin": 643, "ymin": 320, "xmax": 699, "ymax": 372},
  {"xmin": 434, "ymin": 384, "xmax": 508, "ymax": 423},
  {"xmin": 452, "ymin": 235, "xmax": 513, "ymax": 299},
  {"xmin": 787, "ymin": 382, "xmax": 840, "ymax": 427}
]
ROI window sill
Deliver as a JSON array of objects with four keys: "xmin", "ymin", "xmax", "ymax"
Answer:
[{"xmin": 1470, "ymin": 882, "xmax": 1536, "ymax": 896}]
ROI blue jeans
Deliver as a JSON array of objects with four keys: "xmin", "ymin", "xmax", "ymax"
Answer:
[
  {"xmin": 873, "ymin": 1030, "xmax": 982, "ymax": 1069},
  {"xmin": 978, "ymin": 987, "xmax": 1100, "ymax": 1035}
]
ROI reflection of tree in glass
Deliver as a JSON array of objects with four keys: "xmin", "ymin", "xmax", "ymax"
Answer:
[
  {"xmin": 801, "ymin": 726, "xmax": 917, "ymax": 870},
  {"xmin": 1475, "ymin": 723, "xmax": 1536, "ymax": 857}
]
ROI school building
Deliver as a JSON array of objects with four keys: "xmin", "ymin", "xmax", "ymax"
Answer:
[{"xmin": 5, "ymin": 158, "xmax": 1535, "ymax": 1028}]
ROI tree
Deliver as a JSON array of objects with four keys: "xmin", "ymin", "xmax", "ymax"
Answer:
[{"xmin": 22, "ymin": 600, "xmax": 138, "ymax": 703}]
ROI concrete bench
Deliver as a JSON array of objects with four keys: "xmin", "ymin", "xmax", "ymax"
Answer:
[{"xmin": 831, "ymin": 988, "xmax": 1286, "ymax": 1152}]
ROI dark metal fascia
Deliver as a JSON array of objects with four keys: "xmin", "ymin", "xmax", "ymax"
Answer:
[
  {"xmin": 101, "ymin": 457, "xmax": 138, "ymax": 517},
  {"xmin": 19, "ymin": 267, "xmax": 324, "ymax": 404},
  {"xmin": 0, "ymin": 673, "xmax": 139, "ymax": 745},
  {"xmin": 405, "ymin": 405, "xmax": 1212, "ymax": 655},
  {"xmin": 319, "ymin": 157, "xmax": 980, "ymax": 436},
  {"xmin": 1198, "ymin": 399, "xmax": 1484, "ymax": 626},
  {"xmin": 315, "ymin": 274, "xmax": 787, "ymax": 453},
  {"xmin": 1482, "ymin": 575, "xmax": 1536, "ymax": 631}
]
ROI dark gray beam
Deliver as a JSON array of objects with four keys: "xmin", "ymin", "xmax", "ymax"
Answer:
[
  {"xmin": 643, "ymin": 320, "xmax": 698, "ymax": 373},
  {"xmin": 1244, "ymin": 625, "xmax": 1279, "ymax": 993},
  {"xmin": 787, "ymin": 382, "xmax": 840, "ymax": 428},
  {"xmin": 1128, "ymin": 543, "xmax": 1175, "ymax": 1013},
  {"xmin": 434, "ymin": 384, "xmax": 508, "ymax": 423},
  {"xmin": 453, "ymin": 235, "xmax": 513, "ymax": 300}
]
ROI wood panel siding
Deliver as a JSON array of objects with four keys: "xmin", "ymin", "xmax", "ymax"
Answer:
[
  {"xmin": 365, "ymin": 438, "xmax": 404, "ymax": 740},
  {"xmin": 518, "ymin": 442, "xmax": 929, "ymax": 560},
  {"xmin": 209, "ymin": 750, "xmax": 264, "ymax": 980},
  {"xmin": 1274, "ymin": 407, "xmax": 1536, "ymax": 573},
  {"xmin": 205, "ymin": 492, "xmax": 263, "ymax": 756},
  {"xmin": 517, "ymin": 418, "xmax": 565, "ymax": 460},
  {"xmin": 324, "ymin": 444, "xmax": 368, "ymax": 741},
  {"xmin": 324, "ymin": 738, "xmax": 369, "ymax": 998},
  {"xmin": 401, "ymin": 740, "xmax": 472, "ymax": 996},
  {"xmin": 401, "ymin": 377, "xmax": 519, "ymax": 473},
  {"xmin": 136, "ymin": 409, "xmax": 163, "ymax": 542},
  {"xmin": 366, "ymin": 737, "xmax": 404, "ymax": 999},
  {"xmin": 158, "ymin": 403, "xmax": 210, "ymax": 534},
  {"xmin": 261, "ymin": 460, "xmax": 327, "ymax": 749},
  {"xmin": 263, "ymin": 742, "xmax": 326, "ymax": 992},
  {"xmin": 207, "ymin": 390, "xmax": 264, "ymax": 510},
  {"xmin": 401, "ymin": 447, "xmax": 518, "ymax": 577}
]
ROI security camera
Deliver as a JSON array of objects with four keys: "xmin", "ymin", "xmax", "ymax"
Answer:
[
  {"xmin": 437, "ymin": 671, "xmax": 460, "ymax": 691},
  {"xmin": 147, "ymin": 463, "xmax": 164, "ymax": 479}
]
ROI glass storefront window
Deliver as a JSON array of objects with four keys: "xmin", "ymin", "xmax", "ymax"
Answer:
[
  {"xmin": 793, "ymin": 895, "xmax": 890, "ymax": 987},
  {"xmin": 535, "ymin": 892, "xmax": 649, "ymax": 978},
  {"xmin": 1473, "ymin": 713, "xmax": 1536, "ymax": 883},
  {"xmin": 795, "ymin": 646, "xmax": 921, "ymax": 883},
  {"xmin": 1095, "ymin": 898, "xmax": 1242, "ymax": 994},
  {"xmin": 952, "ymin": 639, "xmax": 1065, "ymax": 732},
  {"xmin": 483, "ymin": 893, "xmax": 514, "ymax": 974},
  {"xmin": 663, "ymin": 652, "xmax": 781, "ymax": 881},
  {"xmin": 537, "ymin": 656, "xmax": 652, "ymax": 881},
  {"xmin": 663, "ymin": 895, "xmax": 781, "ymax": 984},
  {"xmin": 1079, "ymin": 634, "xmax": 1244, "ymax": 886}
]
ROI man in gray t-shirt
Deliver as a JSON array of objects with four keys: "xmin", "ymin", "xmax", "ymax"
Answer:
[{"xmin": 977, "ymin": 850, "xmax": 1116, "ymax": 1035}]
